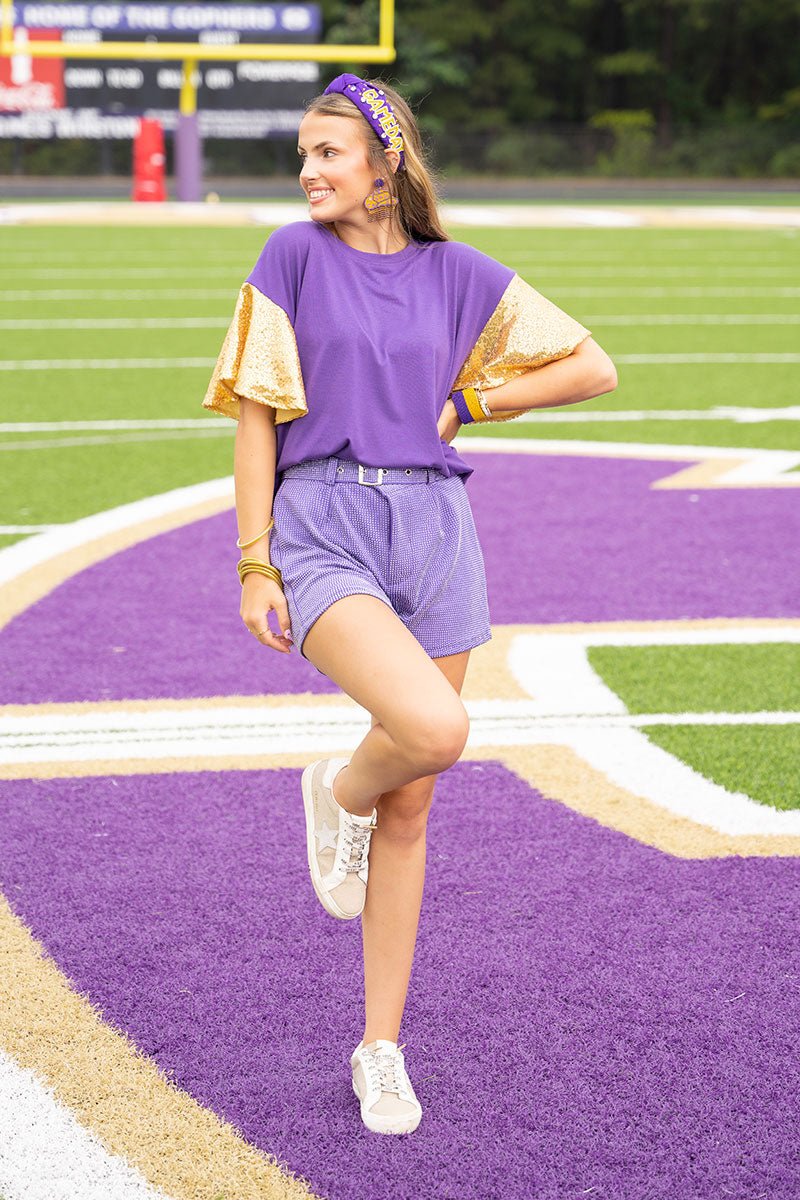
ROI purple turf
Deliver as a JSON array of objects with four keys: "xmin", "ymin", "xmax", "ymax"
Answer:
[
  {"xmin": 0, "ymin": 765, "xmax": 798, "ymax": 1198},
  {"xmin": 0, "ymin": 453, "xmax": 797, "ymax": 704}
]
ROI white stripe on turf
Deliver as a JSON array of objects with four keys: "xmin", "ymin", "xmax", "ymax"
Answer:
[
  {"xmin": 2, "ymin": 409, "xmax": 799, "ymax": 434},
  {"xmin": 3, "ymin": 354, "xmax": 800, "ymax": 371},
  {"xmin": 0, "ymin": 357, "xmax": 216, "ymax": 370},
  {"xmin": 0, "ymin": 317, "xmax": 228, "ymax": 330},
  {"xmin": 0, "ymin": 1047, "xmax": 173, "ymax": 1200},
  {"xmin": 1, "ymin": 702, "xmax": 798, "ymax": 836},
  {"xmin": 584, "ymin": 314, "xmax": 800, "ymax": 324}
]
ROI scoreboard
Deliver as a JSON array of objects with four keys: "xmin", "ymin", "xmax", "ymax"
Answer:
[{"xmin": 0, "ymin": 2, "xmax": 321, "ymax": 138}]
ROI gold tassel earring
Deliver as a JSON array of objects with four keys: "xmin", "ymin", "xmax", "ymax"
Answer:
[{"xmin": 363, "ymin": 177, "xmax": 398, "ymax": 221}]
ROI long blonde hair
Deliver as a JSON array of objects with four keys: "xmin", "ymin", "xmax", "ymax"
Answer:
[{"xmin": 303, "ymin": 78, "xmax": 450, "ymax": 243}]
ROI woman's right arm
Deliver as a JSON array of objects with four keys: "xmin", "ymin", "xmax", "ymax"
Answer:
[{"xmin": 234, "ymin": 397, "xmax": 294, "ymax": 654}]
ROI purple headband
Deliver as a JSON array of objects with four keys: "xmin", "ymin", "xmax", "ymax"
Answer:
[{"xmin": 323, "ymin": 73, "xmax": 406, "ymax": 171}]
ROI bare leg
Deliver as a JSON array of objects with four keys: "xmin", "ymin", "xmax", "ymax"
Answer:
[
  {"xmin": 300, "ymin": 596, "xmax": 474, "ymax": 1043},
  {"xmin": 360, "ymin": 649, "xmax": 471, "ymax": 1045}
]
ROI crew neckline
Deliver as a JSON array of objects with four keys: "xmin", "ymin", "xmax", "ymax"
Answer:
[{"xmin": 317, "ymin": 223, "xmax": 421, "ymax": 262}]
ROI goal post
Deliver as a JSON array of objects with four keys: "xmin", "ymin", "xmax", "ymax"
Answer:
[{"xmin": 0, "ymin": 0, "xmax": 398, "ymax": 199}]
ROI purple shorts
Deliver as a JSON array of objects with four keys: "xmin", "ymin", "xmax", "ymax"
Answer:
[{"xmin": 269, "ymin": 455, "xmax": 492, "ymax": 669}]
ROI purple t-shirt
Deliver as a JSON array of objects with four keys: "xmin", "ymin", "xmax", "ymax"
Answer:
[{"xmin": 245, "ymin": 220, "xmax": 515, "ymax": 483}]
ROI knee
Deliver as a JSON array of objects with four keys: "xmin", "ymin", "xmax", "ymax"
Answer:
[{"xmin": 403, "ymin": 706, "xmax": 470, "ymax": 775}]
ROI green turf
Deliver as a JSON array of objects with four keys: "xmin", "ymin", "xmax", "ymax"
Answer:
[
  {"xmin": 588, "ymin": 644, "xmax": 800, "ymax": 714},
  {"xmin": 2, "ymin": 223, "xmax": 800, "ymax": 545},
  {"xmin": 589, "ymin": 644, "xmax": 800, "ymax": 811},
  {"xmin": 642, "ymin": 725, "xmax": 800, "ymax": 811}
]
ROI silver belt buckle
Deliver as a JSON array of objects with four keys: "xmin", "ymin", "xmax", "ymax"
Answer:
[{"xmin": 357, "ymin": 464, "xmax": 387, "ymax": 486}]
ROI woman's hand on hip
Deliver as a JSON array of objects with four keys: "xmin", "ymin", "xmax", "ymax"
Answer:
[
  {"xmin": 241, "ymin": 574, "xmax": 294, "ymax": 654},
  {"xmin": 437, "ymin": 397, "xmax": 462, "ymax": 445}
]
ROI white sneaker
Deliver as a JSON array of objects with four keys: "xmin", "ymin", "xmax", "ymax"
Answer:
[
  {"xmin": 301, "ymin": 757, "xmax": 377, "ymax": 920},
  {"xmin": 351, "ymin": 1038, "xmax": 422, "ymax": 1134}
]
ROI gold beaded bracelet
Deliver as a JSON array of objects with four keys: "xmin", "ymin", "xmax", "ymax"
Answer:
[
  {"xmin": 236, "ymin": 516, "xmax": 275, "ymax": 549},
  {"xmin": 237, "ymin": 557, "xmax": 283, "ymax": 588}
]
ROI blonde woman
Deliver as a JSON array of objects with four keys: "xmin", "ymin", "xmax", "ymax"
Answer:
[{"xmin": 203, "ymin": 74, "xmax": 617, "ymax": 1135}]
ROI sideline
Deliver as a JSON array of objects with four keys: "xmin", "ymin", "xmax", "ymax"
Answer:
[{"xmin": 3, "ymin": 200, "xmax": 800, "ymax": 228}]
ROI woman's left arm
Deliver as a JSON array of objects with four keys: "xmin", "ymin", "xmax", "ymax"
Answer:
[
  {"xmin": 481, "ymin": 335, "xmax": 617, "ymax": 416},
  {"xmin": 437, "ymin": 336, "xmax": 616, "ymax": 442}
]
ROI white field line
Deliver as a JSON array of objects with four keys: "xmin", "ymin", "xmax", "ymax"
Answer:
[
  {"xmin": 0, "ymin": 357, "xmax": 216, "ymax": 371},
  {"xmin": 584, "ymin": 314, "xmax": 800, "ymax": 324},
  {"xmin": 532, "ymin": 287, "xmax": 800, "ymax": 297},
  {"xmin": 460, "ymin": 436, "xmax": 800, "ymax": 484},
  {"xmin": 0, "ymin": 289, "xmax": 237, "ymax": 302},
  {"xmin": 4, "ymin": 249, "xmax": 798, "ymax": 269},
  {"xmin": 5, "ymin": 263, "xmax": 800, "ymax": 280},
  {"xmin": 0, "ymin": 267, "xmax": 240, "ymax": 279},
  {"xmin": 0, "ymin": 430, "xmax": 232, "ymax": 452},
  {"xmin": 0, "ymin": 525, "xmax": 61, "ymax": 533},
  {"xmin": 615, "ymin": 353, "xmax": 800, "ymax": 363},
  {"xmin": 2, "ymin": 702, "xmax": 798, "ymax": 837},
  {"xmin": 2, "ymin": 408, "xmax": 799, "ymax": 435},
  {"xmin": 508, "ymin": 626, "xmax": 800, "ymax": 837},
  {"xmin": 1, "ymin": 430, "xmax": 799, "ymax": 479},
  {"xmin": 4, "ymin": 353, "xmax": 800, "ymax": 372},
  {"xmin": 4, "ymin": 285, "xmax": 800, "ymax": 302},
  {"xmin": 569, "ymin": 726, "xmax": 799, "ymax": 838},
  {"xmin": 0, "ymin": 475, "xmax": 233, "ymax": 586},
  {"xmin": 0, "ymin": 316, "xmax": 228, "ymax": 330},
  {"xmin": 0, "ymin": 1048, "xmax": 174, "ymax": 1200},
  {"xmin": 501, "ymin": 407, "xmax": 800, "ymax": 424},
  {"xmin": 4, "ymin": 313, "xmax": 800, "ymax": 331},
  {"xmin": 4, "ymin": 199, "xmax": 800, "ymax": 230},
  {"xmin": 0, "ymin": 419, "xmax": 228, "ymax": 431}
]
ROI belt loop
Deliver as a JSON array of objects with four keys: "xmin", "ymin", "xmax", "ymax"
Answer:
[{"xmin": 324, "ymin": 456, "xmax": 339, "ymax": 484}]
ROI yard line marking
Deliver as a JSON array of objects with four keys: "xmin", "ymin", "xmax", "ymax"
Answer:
[
  {"xmin": 0, "ymin": 357, "xmax": 215, "ymax": 371},
  {"xmin": 0, "ymin": 1048, "xmax": 174, "ymax": 1200},
  {"xmin": 5, "ymin": 263, "xmax": 800, "ymax": 280},
  {"xmin": 614, "ymin": 353, "xmax": 800, "ymax": 363},
  {"xmin": 0, "ymin": 289, "xmax": 237, "ymax": 302},
  {"xmin": 0, "ymin": 419, "xmax": 227, "ymax": 431},
  {"xmin": 7, "ymin": 314, "xmax": 800, "ymax": 332},
  {"xmin": 501, "ymin": 406, "xmax": 800, "ymax": 423},
  {"xmin": 4, "ymin": 353, "xmax": 800, "ymax": 372},
  {"xmin": 0, "ymin": 525, "xmax": 62, "ymax": 533},
  {"xmin": 584, "ymin": 314, "xmax": 800, "ymax": 324},
  {"xmin": 0, "ymin": 317, "xmax": 228, "ymax": 330},
  {"xmin": 4, "ymin": 286, "xmax": 800, "ymax": 302},
  {"xmin": 523, "ymin": 284, "xmax": 800, "ymax": 297},
  {"xmin": 1, "ymin": 409, "xmax": 797, "ymax": 433},
  {"xmin": 0, "ymin": 266, "xmax": 241, "ymax": 280},
  {"xmin": 0, "ymin": 430, "xmax": 232, "ymax": 451},
  {"xmin": 522, "ymin": 265, "xmax": 800, "ymax": 277}
]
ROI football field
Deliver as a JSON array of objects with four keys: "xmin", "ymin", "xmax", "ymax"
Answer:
[{"xmin": 1, "ymin": 215, "xmax": 799, "ymax": 1199}]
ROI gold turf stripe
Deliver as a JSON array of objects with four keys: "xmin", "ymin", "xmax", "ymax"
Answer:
[
  {"xmin": 500, "ymin": 744, "xmax": 800, "ymax": 859},
  {"xmin": 0, "ymin": 493, "xmax": 233, "ymax": 630},
  {"xmin": 2, "ymin": 741, "xmax": 798, "ymax": 859},
  {"xmin": 0, "ymin": 893, "xmax": 321, "ymax": 1200}
]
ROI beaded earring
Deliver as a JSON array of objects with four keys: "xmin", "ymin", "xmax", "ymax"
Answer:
[{"xmin": 363, "ymin": 177, "xmax": 399, "ymax": 221}]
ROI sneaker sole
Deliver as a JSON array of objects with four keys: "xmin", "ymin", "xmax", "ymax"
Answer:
[
  {"xmin": 301, "ymin": 761, "xmax": 361, "ymax": 921},
  {"xmin": 351, "ymin": 1079, "xmax": 421, "ymax": 1134}
]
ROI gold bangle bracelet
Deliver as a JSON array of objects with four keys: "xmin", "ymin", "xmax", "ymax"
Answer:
[
  {"xmin": 239, "ymin": 567, "xmax": 283, "ymax": 588},
  {"xmin": 236, "ymin": 517, "xmax": 275, "ymax": 549}
]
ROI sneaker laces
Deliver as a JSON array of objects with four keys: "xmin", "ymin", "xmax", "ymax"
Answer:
[
  {"xmin": 342, "ymin": 812, "xmax": 376, "ymax": 874},
  {"xmin": 364, "ymin": 1043, "xmax": 408, "ymax": 1095}
]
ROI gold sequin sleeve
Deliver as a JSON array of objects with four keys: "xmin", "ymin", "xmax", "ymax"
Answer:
[
  {"xmin": 201, "ymin": 282, "xmax": 308, "ymax": 423},
  {"xmin": 451, "ymin": 273, "xmax": 592, "ymax": 423}
]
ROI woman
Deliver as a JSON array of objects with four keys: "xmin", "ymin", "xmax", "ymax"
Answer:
[{"xmin": 203, "ymin": 73, "xmax": 617, "ymax": 1136}]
